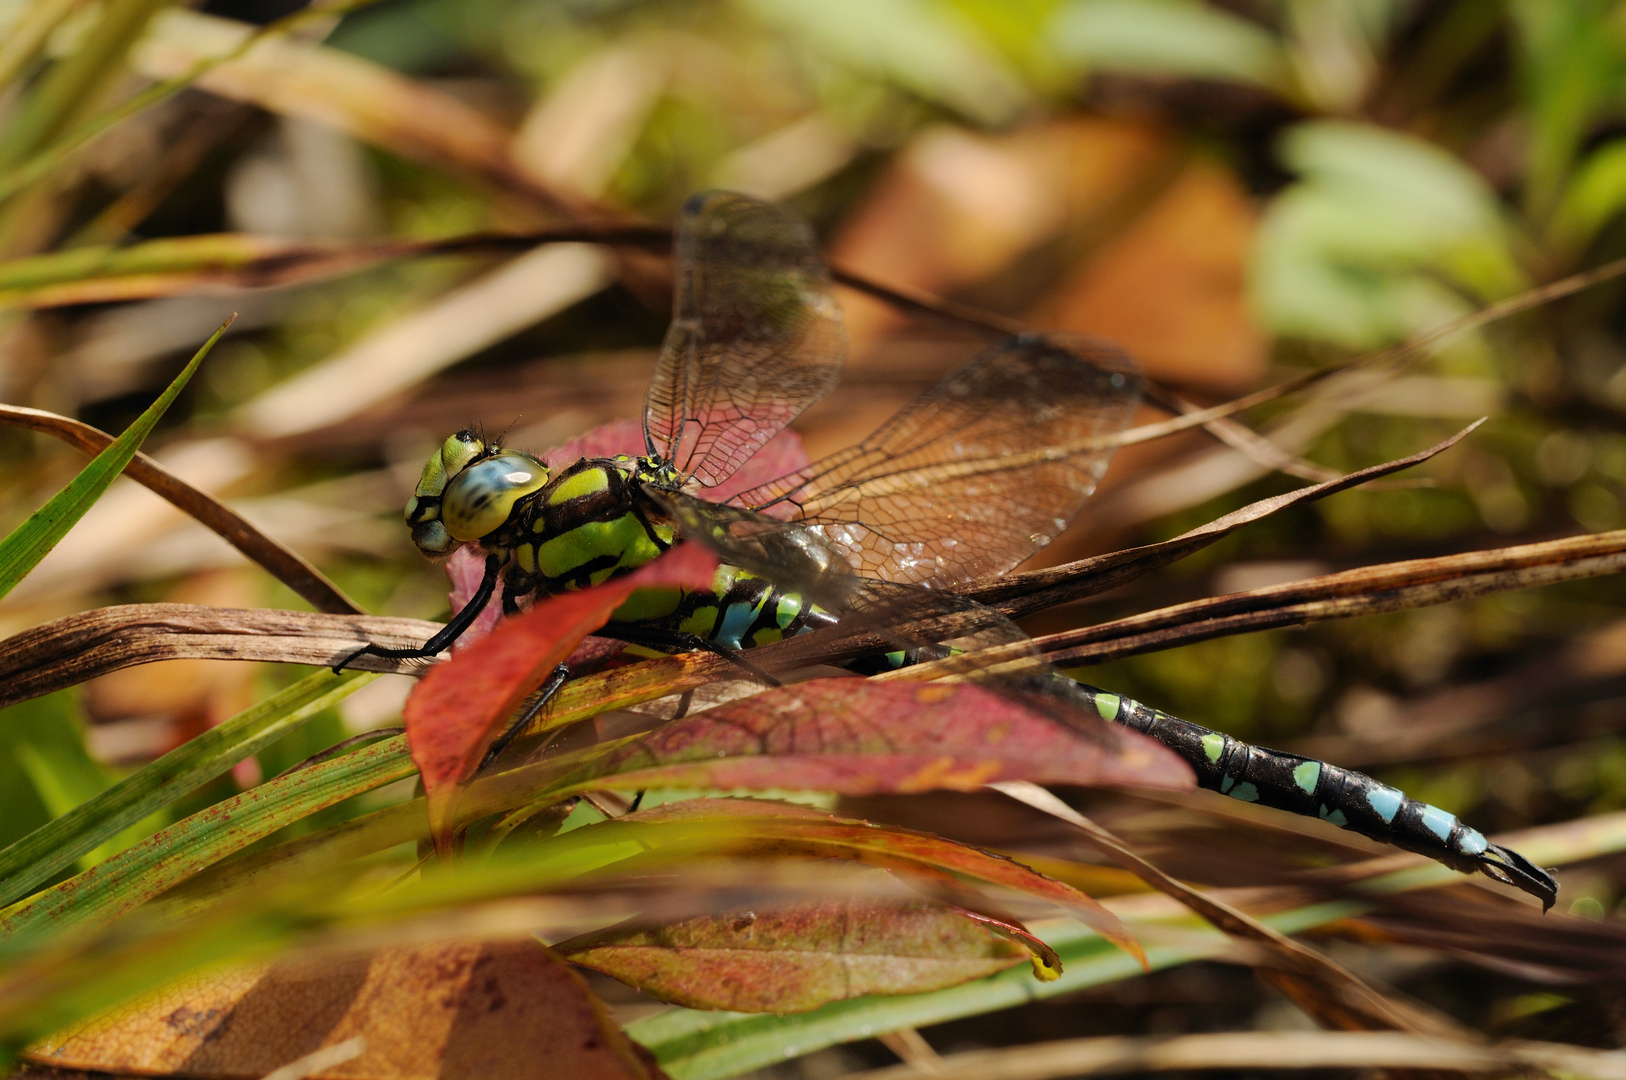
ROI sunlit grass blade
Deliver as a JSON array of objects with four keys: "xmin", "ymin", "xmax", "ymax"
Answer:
[
  {"xmin": 0, "ymin": 0, "xmax": 82, "ymax": 93},
  {"xmin": 0, "ymin": 669, "xmax": 375, "ymax": 908},
  {"xmin": 0, "ymin": 316, "xmax": 230, "ymax": 601},
  {"xmin": 0, "ymin": 0, "xmax": 386, "ymax": 206},
  {"xmin": 0, "ymin": 0, "xmax": 172, "ymax": 172},
  {"xmin": 0, "ymin": 733, "xmax": 412, "ymax": 939}
]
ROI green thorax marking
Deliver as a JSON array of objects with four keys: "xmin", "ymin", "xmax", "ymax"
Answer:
[
  {"xmin": 501, "ymin": 457, "xmax": 670, "ymax": 592},
  {"xmin": 488, "ymin": 453, "xmax": 823, "ymax": 643}
]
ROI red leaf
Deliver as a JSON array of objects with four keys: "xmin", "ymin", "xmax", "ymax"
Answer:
[
  {"xmin": 406, "ymin": 544, "xmax": 719, "ymax": 853},
  {"xmin": 617, "ymin": 798, "xmax": 1145, "ymax": 968},
  {"xmin": 556, "ymin": 889, "xmax": 1029, "ymax": 1013},
  {"xmin": 541, "ymin": 418, "xmax": 646, "ymax": 468},
  {"xmin": 578, "ymin": 679, "xmax": 1192, "ymax": 795},
  {"xmin": 705, "ymin": 427, "xmax": 810, "ymax": 511}
]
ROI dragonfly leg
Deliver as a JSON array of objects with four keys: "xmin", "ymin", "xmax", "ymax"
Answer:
[
  {"xmin": 481, "ymin": 663, "xmax": 571, "ymax": 769},
  {"xmin": 332, "ymin": 553, "xmax": 503, "ymax": 673},
  {"xmin": 598, "ymin": 621, "xmax": 782, "ymax": 686}
]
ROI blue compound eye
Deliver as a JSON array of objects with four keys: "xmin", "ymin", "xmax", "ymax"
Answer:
[{"xmin": 441, "ymin": 451, "xmax": 549, "ymax": 541}]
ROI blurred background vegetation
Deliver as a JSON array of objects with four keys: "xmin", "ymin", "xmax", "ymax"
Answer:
[{"xmin": 8, "ymin": 0, "xmax": 1626, "ymax": 1072}]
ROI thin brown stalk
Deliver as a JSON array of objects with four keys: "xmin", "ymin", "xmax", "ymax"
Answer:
[
  {"xmin": 0, "ymin": 404, "xmax": 361, "ymax": 615},
  {"xmin": 1037, "ymin": 529, "xmax": 1626, "ymax": 667},
  {"xmin": 0, "ymin": 604, "xmax": 438, "ymax": 707}
]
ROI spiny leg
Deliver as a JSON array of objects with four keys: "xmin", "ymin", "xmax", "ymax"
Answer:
[
  {"xmin": 333, "ymin": 553, "xmax": 503, "ymax": 673},
  {"xmin": 480, "ymin": 663, "xmax": 571, "ymax": 770}
]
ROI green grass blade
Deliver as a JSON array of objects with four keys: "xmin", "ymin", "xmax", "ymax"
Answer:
[
  {"xmin": 11, "ymin": 740, "xmax": 143, "ymax": 870},
  {"xmin": 0, "ymin": 733, "xmax": 413, "ymax": 939},
  {"xmin": 0, "ymin": 0, "xmax": 385, "ymax": 205},
  {"xmin": 0, "ymin": 235, "xmax": 290, "ymax": 297},
  {"xmin": 0, "ymin": 669, "xmax": 377, "ymax": 908},
  {"xmin": 0, "ymin": 0, "xmax": 175, "ymax": 171},
  {"xmin": 0, "ymin": 316, "xmax": 230, "ymax": 600}
]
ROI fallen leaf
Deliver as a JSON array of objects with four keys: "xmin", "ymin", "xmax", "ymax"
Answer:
[
  {"xmin": 28, "ymin": 939, "xmax": 665, "ymax": 1079},
  {"xmin": 614, "ymin": 798, "xmax": 1145, "ymax": 967},
  {"xmin": 557, "ymin": 891, "xmax": 1028, "ymax": 1013},
  {"xmin": 1030, "ymin": 160, "xmax": 1265, "ymax": 392},
  {"xmin": 829, "ymin": 119, "xmax": 1173, "ymax": 352}
]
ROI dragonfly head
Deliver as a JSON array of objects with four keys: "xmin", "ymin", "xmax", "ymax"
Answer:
[{"xmin": 405, "ymin": 431, "xmax": 550, "ymax": 556}]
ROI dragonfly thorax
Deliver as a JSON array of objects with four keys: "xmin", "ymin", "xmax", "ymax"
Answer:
[
  {"xmin": 498, "ymin": 456, "xmax": 679, "ymax": 596},
  {"xmin": 405, "ymin": 432, "xmax": 683, "ymax": 601}
]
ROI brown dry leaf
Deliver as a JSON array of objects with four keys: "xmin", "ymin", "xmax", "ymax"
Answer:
[
  {"xmin": 559, "ymin": 893, "xmax": 1030, "ymax": 1014},
  {"xmin": 1029, "ymin": 161, "xmax": 1265, "ymax": 393},
  {"xmin": 828, "ymin": 119, "xmax": 1173, "ymax": 352},
  {"xmin": 84, "ymin": 570, "xmax": 263, "ymax": 760},
  {"xmin": 28, "ymin": 939, "xmax": 667, "ymax": 1080},
  {"xmin": 0, "ymin": 604, "xmax": 443, "ymax": 709}
]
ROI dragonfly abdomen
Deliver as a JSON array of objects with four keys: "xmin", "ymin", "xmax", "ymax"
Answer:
[
  {"xmin": 1080, "ymin": 685, "xmax": 1556, "ymax": 907},
  {"xmin": 618, "ymin": 565, "xmax": 833, "ymax": 649}
]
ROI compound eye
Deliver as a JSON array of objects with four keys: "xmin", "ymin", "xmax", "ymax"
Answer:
[
  {"xmin": 413, "ymin": 431, "xmax": 485, "ymax": 501},
  {"xmin": 442, "ymin": 451, "xmax": 548, "ymax": 541},
  {"xmin": 412, "ymin": 520, "xmax": 454, "ymax": 556}
]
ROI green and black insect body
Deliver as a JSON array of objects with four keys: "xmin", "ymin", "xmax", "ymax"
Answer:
[
  {"xmin": 1082, "ymin": 686, "xmax": 1557, "ymax": 908},
  {"xmin": 399, "ymin": 432, "xmax": 831, "ymax": 654},
  {"xmin": 354, "ymin": 188, "xmax": 1558, "ymax": 909}
]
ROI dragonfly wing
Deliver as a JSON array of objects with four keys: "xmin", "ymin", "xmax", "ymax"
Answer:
[
  {"xmin": 656, "ymin": 487, "xmax": 1111, "ymax": 734},
  {"xmin": 731, "ymin": 333, "xmax": 1143, "ymax": 587},
  {"xmin": 644, "ymin": 191, "xmax": 846, "ymax": 490},
  {"xmin": 645, "ymin": 487, "xmax": 861, "ymax": 612}
]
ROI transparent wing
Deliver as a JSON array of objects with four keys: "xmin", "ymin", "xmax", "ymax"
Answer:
[
  {"xmin": 729, "ymin": 333, "xmax": 1143, "ymax": 587},
  {"xmin": 649, "ymin": 487, "xmax": 1113, "ymax": 735},
  {"xmin": 644, "ymin": 191, "xmax": 846, "ymax": 490},
  {"xmin": 646, "ymin": 488, "xmax": 860, "ymax": 612}
]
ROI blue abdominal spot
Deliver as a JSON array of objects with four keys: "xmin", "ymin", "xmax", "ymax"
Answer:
[
  {"xmin": 1419, "ymin": 804, "xmax": 1458, "ymax": 842},
  {"xmin": 716, "ymin": 600, "xmax": 762, "ymax": 650},
  {"xmin": 1292, "ymin": 760, "xmax": 1321, "ymax": 794},
  {"xmin": 1318, "ymin": 806, "xmax": 1349, "ymax": 827},
  {"xmin": 1365, "ymin": 785, "xmax": 1404, "ymax": 824}
]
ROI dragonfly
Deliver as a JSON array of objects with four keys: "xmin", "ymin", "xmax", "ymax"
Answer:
[{"xmin": 346, "ymin": 190, "xmax": 1557, "ymax": 910}]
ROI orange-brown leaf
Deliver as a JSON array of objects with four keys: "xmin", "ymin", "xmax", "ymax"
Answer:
[
  {"xmin": 557, "ymin": 893, "xmax": 1028, "ymax": 1013},
  {"xmin": 620, "ymin": 798, "xmax": 1146, "ymax": 969},
  {"xmin": 28, "ymin": 940, "xmax": 666, "ymax": 1080}
]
